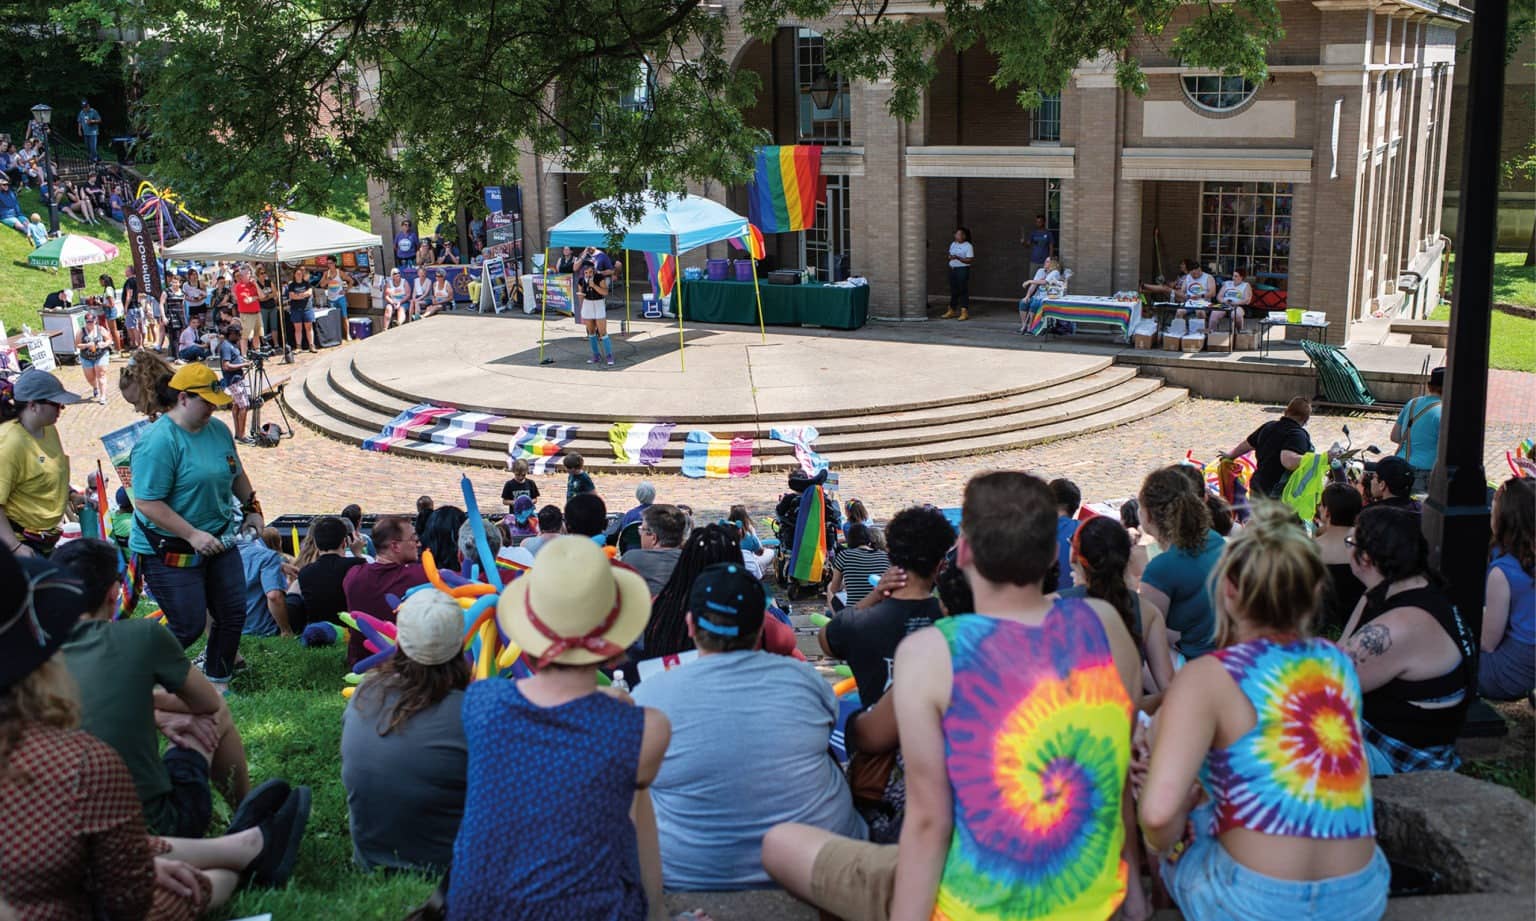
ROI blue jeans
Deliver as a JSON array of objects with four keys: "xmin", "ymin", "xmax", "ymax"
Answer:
[
  {"xmin": 178, "ymin": 345, "xmax": 209, "ymax": 361},
  {"xmin": 1162, "ymin": 805, "xmax": 1389, "ymax": 921},
  {"xmin": 140, "ymin": 547, "xmax": 247, "ymax": 681},
  {"xmin": 84, "ymin": 133, "xmax": 99, "ymax": 160}
]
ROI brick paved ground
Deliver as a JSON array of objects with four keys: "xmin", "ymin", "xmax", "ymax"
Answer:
[{"xmin": 47, "ymin": 352, "xmax": 1535, "ymax": 523}]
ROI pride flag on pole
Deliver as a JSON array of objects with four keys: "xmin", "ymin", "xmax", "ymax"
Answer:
[
  {"xmin": 610, "ymin": 422, "xmax": 675, "ymax": 466},
  {"xmin": 680, "ymin": 431, "xmax": 752, "ymax": 478},
  {"xmin": 749, "ymin": 146, "xmax": 824, "ymax": 233},
  {"xmin": 643, "ymin": 251, "xmax": 677, "ymax": 297},
  {"xmin": 789, "ymin": 484, "xmax": 828, "ymax": 582},
  {"xmin": 728, "ymin": 224, "xmax": 767, "ymax": 260}
]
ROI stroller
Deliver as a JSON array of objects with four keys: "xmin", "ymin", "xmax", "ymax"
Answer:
[{"xmin": 772, "ymin": 468, "xmax": 842, "ymax": 600}]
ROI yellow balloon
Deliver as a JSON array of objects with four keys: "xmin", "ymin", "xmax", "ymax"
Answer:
[
  {"xmin": 341, "ymin": 686, "xmax": 355, "ymax": 699},
  {"xmin": 496, "ymin": 641, "xmax": 523, "ymax": 670}
]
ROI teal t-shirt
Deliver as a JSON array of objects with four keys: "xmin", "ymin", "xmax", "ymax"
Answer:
[
  {"xmin": 129, "ymin": 414, "xmax": 242, "ymax": 555},
  {"xmin": 1395, "ymin": 395, "xmax": 1442, "ymax": 471},
  {"xmin": 1141, "ymin": 529, "xmax": 1225, "ymax": 659}
]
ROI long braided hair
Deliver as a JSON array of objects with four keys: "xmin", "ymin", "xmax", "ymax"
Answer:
[{"xmin": 643, "ymin": 524, "xmax": 744, "ymax": 658}]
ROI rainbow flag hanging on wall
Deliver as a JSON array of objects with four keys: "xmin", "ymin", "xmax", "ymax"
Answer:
[
  {"xmin": 789, "ymin": 484, "xmax": 828, "ymax": 582},
  {"xmin": 680, "ymin": 430, "xmax": 753, "ymax": 478},
  {"xmin": 749, "ymin": 146, "xmax": 824, "ymax": 233},
  {"xmin": 508, "ymin": 423, "xmax": 579, "ymax": 473}
]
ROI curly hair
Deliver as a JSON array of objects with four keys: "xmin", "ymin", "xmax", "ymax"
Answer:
[
  {"xmin": 0, "ymin": 659, "xmax": 80, "ymax": 784},
  {"xmin": 1139, "ymin": 466, "xmax": 1212, "ymax": 555},
  {"xmin": 884, "ymin": 506, "xmax": 957, "ymax": 579},
  {"xmin": 117, "ymin": 349, "xmax": 177, "ymax": 418},
  {"xmin": 1493, "ymin": 477, "xmax": 1535, "ymax": 575},
  {"xmin": 1352, "ymin": 505, "xmax": 1439, "ymax": 608},
  {"xmin": 644, "ymin": 524, "xmax": 743, "ymax": 658}
]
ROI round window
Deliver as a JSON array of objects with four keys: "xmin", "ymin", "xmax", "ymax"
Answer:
[{"xmin": 1181, "ymin": 75, "xmax": 1258, "ymax": 113}]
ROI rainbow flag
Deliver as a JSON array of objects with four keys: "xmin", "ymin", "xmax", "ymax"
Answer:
[
  {"xmin": 681, "ymin": 430, "xmax": 752, "ymax": 479},
  {"xmin": 749, "ymin": 146, "xmax": 823, "ymax": 233},
  {"xmin": 789, "ymin": 484, "xmax": 828, "ymax": 583},
  {"xmin": 728, "ymin": 224, "xmax": 767, "ymax": 260},
  {"xmin": 643, "ymin": 251, "xmax": 677, "ymax": 297},
  {"xmin": 508, "ymin": 423, "xmax": 579, "ymax": 474},
  {"xmin": 610, "ymin": 422, "xmax": 675, "ymax": 466}
]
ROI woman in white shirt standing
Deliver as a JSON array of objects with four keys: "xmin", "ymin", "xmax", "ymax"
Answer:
[
  {"xmin": 942, "ymin": 226, "xmax": 974, "ymax": 321},
  {"xmin": 1212, "ymin": 265, "xmax": 1254, "ymax": 336}
]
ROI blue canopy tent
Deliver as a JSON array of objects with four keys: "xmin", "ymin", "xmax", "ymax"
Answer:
[{"xmin": 543, "ymin": 194, "xmax": 765, "ymax": 369}]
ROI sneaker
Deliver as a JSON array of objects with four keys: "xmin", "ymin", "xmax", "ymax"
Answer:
[
  {"xmin": 237, "ymin": 436, "xmax": 256, "ymax": 445},
  {"xmin": 941, "ymin": 309, "xmax": 958, "ymax": 319},
  {"xmin": 587, "ymin": 356, "xmax": 599, "ymax": 364},
  {"xmin": 191, "ymin": 651, "xmax": 206, "ymax": 672},
  {"xmin": 228, "ymin": 779, "xmax": 291, "ymax": 835},
  {"xmin": 248, "ymin": 786, "xmax": 311, "ymax": 888},
  {"xmin": 605, "ymin": 357, "xmax": 615, "ymax": 366}
]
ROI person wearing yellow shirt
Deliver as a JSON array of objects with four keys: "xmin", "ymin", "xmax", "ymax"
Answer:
[{"xmin": 0, "ymin": 369, "xmax": 85, "ymax": 557}]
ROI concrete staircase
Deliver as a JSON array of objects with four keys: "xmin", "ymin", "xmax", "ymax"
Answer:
[{"xmin": 284, "ymin": 348, "xmax": 1187, "ymax": 472}]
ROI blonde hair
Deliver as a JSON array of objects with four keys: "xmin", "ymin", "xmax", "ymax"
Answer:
[
  {"xmin": 1211, "ymin": 502, "xmax": 1326, "ymax": 647},
  {"xmin": 0, "ymin": 658, "xmax": 80, "ymax": 784},
  {"xmin": 117, "ymin": 349, "xmax": 177, "ymax": 418}
]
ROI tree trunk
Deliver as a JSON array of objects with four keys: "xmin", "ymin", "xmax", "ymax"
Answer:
[{"xmin": 1525, "ymin": 210, "xmax": 1534, "ymax": 266}]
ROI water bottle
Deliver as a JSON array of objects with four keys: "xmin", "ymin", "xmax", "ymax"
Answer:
[{"xmin": 610, "ymin": 671, "xmax": 629, "ymax": 693}]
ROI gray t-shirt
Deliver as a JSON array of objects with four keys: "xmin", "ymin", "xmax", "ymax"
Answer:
[
  {"xmin": 619, "ymin": 547, "xmax": 682, "ymax": 595},
  {"xmin": 632, "ymin": 650, "xmax": 866, "ymax": 890},
  {"xmin": 340, "ymin": 686, "xmax": 467, "ymax": 873}
]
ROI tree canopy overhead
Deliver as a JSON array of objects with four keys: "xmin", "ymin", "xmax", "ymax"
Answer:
[{"xmin": 54, "ymin": 0, "xmax": 1283, "ymax": 221}]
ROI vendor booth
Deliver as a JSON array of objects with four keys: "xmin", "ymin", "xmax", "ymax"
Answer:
[{"xmin": 678, "ymin": 279, "xmax": 868, "ymax": 330}]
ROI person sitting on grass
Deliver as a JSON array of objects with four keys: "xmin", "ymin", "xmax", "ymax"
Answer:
[
  {"xmin": 296, "ymin": 516, "xmax": 365, "ymax": 627},
  {"xmin": 342, "ymin": 589, "xmax": 469, "ymax": 875},
  {"xmin": 238, "ymin": 528, "xmax": 294, "ymax": 638},
  {"xmin": 621, "ymin": 504, "xmax": 688, "ymax": 596},
  {"xmin": 564, "ymin": 492, "xmax": 609, "ymax": 544},
  {"xmin": 177, "ymin": 314, "xmax": 210, "ymax": 362},
  {"xmin": 54, "ymin": 537, "xmax": 263, "ymax": 838},
  {"xmin": 456, "ymin": 516, "xmax": 501, "ymax": 577},
  {"xmin": 342, "ymin": 516, "xmax": 426, "ymax": 670},
  {"xmin": 25, "ymin": 212, "xmax": 47, "ymax": 248},
  {"xmin": 726, "ymin": 505, "xmax": 775, "ymax": 575},
  {"xmin": 1340, "ymin": 506, "xmax": 1474, "ymax": 775},
  {"xmin": 820, "ymin": 505, "xmax": 956, "ymax": 707},
  {"xmin": 421, "ymin": 505, "xmax": 468, "ymax": 574},
  {"xmin": 450, "ymin": 537, "xmax": 675, "ymax": 920},
  {"xmin": 1479, "ymin": 477, "xmax": 1535, "ymax": 701},
  {"xmin": 634, "ymin": 563, "xmax": 865, "ymax": 891},
  {"xmin": 341, "ymin": 503, "xmax": 376, "ymax": 558},
  {"xmin": 621, "ymin": 481, "xmax": 656, "ymax": 530},
  {"xmin": 1059, "ymin": 515, "xmax": 1143, "ymax": 661},
  {"xmin": 1315, "ymin": 483, "xmax": 1365, "ymax": 634},
  {"xmin": 565, "ymin": 452, "xmax": 596, "ymax": 498},
  {"xmin": 505, "ymin": 495, "xmax": 539, "ymax": 541},
  {"xmin": 762, "ymin": 471, "xmax": 1144, "ymax": 921},
  {"xmin": 828, "ymin": 524, "xmax": 889, "ymax": 612},
  {"xmin": 1137, "ymin": 465, "xmax": 1225, "ymax": 691},
  {"xmin": 1052, "ymin": 477, "xmax": 1082, "ymax": 589},
  {"xmin": 1367, "ymin": 455, "xmax": 1421, "ymax": 514},
  {"xmin": 1139, "ymin": 504, "xmax": 1386, "ymax": 921},
  {"xmin": 0, "ymin": 546, "xmax": 312, "ymax": 918}
]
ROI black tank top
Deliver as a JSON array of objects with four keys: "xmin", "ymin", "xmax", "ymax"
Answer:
[{"xmin": 1359, "ymin": 585, "xmax": 1474, "ymax": 748}]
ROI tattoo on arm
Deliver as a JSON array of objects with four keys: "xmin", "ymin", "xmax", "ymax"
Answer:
[{"xmin": 1350, "ymin": 624, "xmax": 1392, "ymax": 665}]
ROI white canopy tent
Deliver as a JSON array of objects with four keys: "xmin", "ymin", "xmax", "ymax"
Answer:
[{"xmin": 162, "ymin": 211, "xmax": 382, "ymax": 262}]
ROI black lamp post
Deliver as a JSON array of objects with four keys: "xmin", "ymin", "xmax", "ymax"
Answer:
[{"xmin": 30, "ymin": 103, "xmax": 58, "ymax": 236}]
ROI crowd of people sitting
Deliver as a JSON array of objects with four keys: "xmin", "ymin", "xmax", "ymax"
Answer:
[{"xmin": 0, "ymin": 352, "xmax": 1531, "ymax": 919}]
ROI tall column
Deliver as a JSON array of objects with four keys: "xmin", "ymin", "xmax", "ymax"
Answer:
[
  {"xmin": 517, "ymin": 149, "xmax": 566, "ymax": 260},
  {"xmin": 1309, "ymin": 8, "xmax": 1372, "ymax": 342},
  {"xmin": 1062, "ymin": 70, "xmax": 1120, "ymax": 294},
  {"xmin": 852, "ymin": 78, "xmax": 926, "ymax": 319}
]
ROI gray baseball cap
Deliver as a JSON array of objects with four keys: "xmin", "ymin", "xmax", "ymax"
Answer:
[{"xmin": 12, "ymin": 369, "xmax": 83, "ymax": 405}]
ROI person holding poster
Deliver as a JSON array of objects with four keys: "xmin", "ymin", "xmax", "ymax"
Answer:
[{"xmin": 577, "ymin": 263, "xmax": 614, "ymax": 366}]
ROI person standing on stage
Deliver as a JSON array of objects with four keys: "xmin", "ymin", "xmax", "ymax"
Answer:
[
  {"xmin": 942, "ymin": 227, "xmax": 973, "ymax": 321},
  {"xmin": 576, "ymin": 263, "xmax": 614, "ymax": 366},
  {"xmin": 555, "ymin": 246, "xmax": 578, "ymax": 275}
]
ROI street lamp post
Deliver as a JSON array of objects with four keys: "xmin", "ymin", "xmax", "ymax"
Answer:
[{"xmin": 30, "ymin": 103, "xmax": 58, "ymax": 236}]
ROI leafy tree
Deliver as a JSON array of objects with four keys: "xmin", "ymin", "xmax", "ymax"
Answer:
[
  {"xmin": 0, "ymin": 1, "xmax": 127, "ymax": 140},
  {"xmin": 52, "ymin": 0, "xmax": 1281, "ymax": 222}
]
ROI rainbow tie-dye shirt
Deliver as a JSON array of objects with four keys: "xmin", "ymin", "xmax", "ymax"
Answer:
[
  {"xmin": 932, "ymin": 601, "xmax": 1132, "ymax": 921},
  {"xmin": 1202, "ymin": 637, "xmax": 1374, "ymax": 839}
]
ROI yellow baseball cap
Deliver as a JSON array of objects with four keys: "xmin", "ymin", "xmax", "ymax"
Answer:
[{"xmin": 168, "ymin": 363, "xmax": 232, "ymax": 406}]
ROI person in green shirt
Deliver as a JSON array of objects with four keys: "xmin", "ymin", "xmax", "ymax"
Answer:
[
  {"xmin": 129, "ymin": 364, "xmax": 265, "ymax": 688},
  {"xmin": 53, "ymin": 538, "xmax": 258, "ymax": 837}
]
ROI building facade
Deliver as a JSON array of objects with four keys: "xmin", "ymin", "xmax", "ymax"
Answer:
[{"xmin": 510, "ymin": 0, "xmax": 1470, "ymax": 343}]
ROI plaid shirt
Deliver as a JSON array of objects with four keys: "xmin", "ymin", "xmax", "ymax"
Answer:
[{"xmin": 1363, "ymin": 719, "xmax": 1461, "ymax": 774}]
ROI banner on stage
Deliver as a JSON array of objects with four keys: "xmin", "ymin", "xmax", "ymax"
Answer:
[
  {"xmin": 478, "ymin": 257, "xmax": 512, "ymax": 313},
  {"xmin": 526, "ymin": 273, "xmax": 575, "ymax": 316},
  {"xmin": 484, "ymin": 189, "xmax": 524, "ymax": 273},
  {"xmin": 484, "ymin": 186, "xmax": 505, "ymax": 214},
  {"xmin": 401, "ymin": 265, "xmax": 474, "ymax": 303}
]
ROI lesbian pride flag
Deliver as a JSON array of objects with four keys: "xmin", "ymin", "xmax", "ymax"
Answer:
[
  {"xmin": 749, "ymin": 146, "xmax": 824, "ymax": 233},
  {"xmin": 680, "ymin": 430, "xmax": 752, "ymax": 479}
]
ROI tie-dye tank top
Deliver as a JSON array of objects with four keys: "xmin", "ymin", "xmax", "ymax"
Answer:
[
  {"xmin": 1201, "ymin": 637, "xmax": 1374, "ymax": 839},
  {"xmin": 932, "ymin": 600, "xmax": 1132, "ymax": 921}
]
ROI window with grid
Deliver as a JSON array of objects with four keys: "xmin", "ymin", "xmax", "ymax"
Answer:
[
  {"xmin": 1046, "ymin": 179, "xmax": 1061, "ymax": 232},
  {"xmin": 801, "ymin": 174, "xmax": 851, "ymax": 281},
  {"xmin": 619, "ymin": 60, "xmax": 656, "ymax": 114},
  {"xmin": 1181, "ymin": 75, "xmax": 1257, "ymax": 112},
  {"xmin": 1198, "ymin": 182, "xmax": 1292, "ymax": 280},
  {"xmin": 796, "ymin": 29, "xmax": 850, "ymax": 145},
  {"xmin": 1033, "ymin": 93, "xmax": 1061, "ymax": 142}
]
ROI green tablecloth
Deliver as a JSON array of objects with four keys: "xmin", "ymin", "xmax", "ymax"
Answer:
[{"xmin": 679, "ymin": 280, "xmax": 869, "ymax": 330}]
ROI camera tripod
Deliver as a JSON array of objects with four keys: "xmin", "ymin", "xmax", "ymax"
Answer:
[{"xmin": 246, "ymin": 353, "xmax": 294, "ymax": 445}]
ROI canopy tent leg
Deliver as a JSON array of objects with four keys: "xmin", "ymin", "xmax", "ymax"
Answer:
[
  {"xmin": 672, "ymin": 242, "xmax": 685, "ymax": 372},
  {"xmin": 538, "ymin": 247, "xmax": 552, "ymax": 364},
  {"xmin": 750, "ymin": 259, "xmax": 767, "ymax": 343},
  {"xmin": 272, "ymin": 258, "xmax": 288, "ymax": 354},
  {"xmin": 625, "ymin": 253, "xmax": 631, "ymax": 334}
]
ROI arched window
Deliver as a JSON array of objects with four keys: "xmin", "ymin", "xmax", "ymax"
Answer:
[
  {"xmin": 1181, "ymin": 75, "xmax": 1257, "ymax": 113},
  {"xmin": 796, "ymin": 29, "xmax": 849, "ymax": 145},
  {"xmin": 620, "ymin": 59, "xmax": 657, "ymax": 114}
]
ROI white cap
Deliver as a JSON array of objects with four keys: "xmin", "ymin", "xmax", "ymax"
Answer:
[{"xmin": 394, "ymin": 589, "xmax": 465, "ymax": 666}]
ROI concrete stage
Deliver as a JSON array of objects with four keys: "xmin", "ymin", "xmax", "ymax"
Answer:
[{"xmin": 285, "ymin": 308, "xmax": 1434, "ymax": 472}]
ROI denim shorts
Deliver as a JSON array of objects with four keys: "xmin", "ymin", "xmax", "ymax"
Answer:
[
  {"xmin": 144, "ymin": 745, "xmax": 213, "ymax": 837},
  {"xmin": 79, "ymin": 351, "xmax": 110, "ymax": 369},
  {"xmin": 291, "ymin": 305, "xmax": 315, "ymax": 323},
  {"xmin": 1162, "ymin": 805, "xmax": 1389, "ymax": 921}
]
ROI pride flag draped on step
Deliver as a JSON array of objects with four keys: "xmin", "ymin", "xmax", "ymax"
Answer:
[
  {"xmin": 508, "ymin": 423, "xmax": 579, "ymax": 473},
  {"xmin": 789, "ymin": 483, "xmax": 828, "ymax": 583},
  {"xmin": 749, "ymin": 146, "xmax": 824, "ymax": 233},
  {"xmin": 680, "ymin": 431, "xmax": 752, "ymax": 478},
  {"xmin": 610, "ymin": 422, "xmax": 675, "ymax": 467},
  {"xmin": 362, "ymin": 403, "xmax": 504, "ymax": 455}
]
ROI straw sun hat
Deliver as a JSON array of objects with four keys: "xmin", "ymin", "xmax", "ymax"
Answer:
[{"xmin": 495, "ymin": 535, "xmax": 650, "ymax": 668}]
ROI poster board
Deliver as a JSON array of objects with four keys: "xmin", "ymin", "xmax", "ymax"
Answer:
[
  {"xmin": 102, "ymin": 419, "xmax": 154, "ymax": 490},
  {"xmin": 522, "ymin": 273, "xmax": 575, "ymax": 316},
  {"xmin": 482, "ymin": 186, "xmax": 524, "ymax": 271},
  {"xmin": 478, "ymin": 257, "xmax": 512, "ymax": 314},
  {"xmin": 401, "ymin": 266, "xmax": 475, "ymax": 303}
]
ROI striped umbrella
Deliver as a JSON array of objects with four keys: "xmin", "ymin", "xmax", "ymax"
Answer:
[{"xmin": 26, "ymin": 234, "xmax": 122, "ymax": 268}]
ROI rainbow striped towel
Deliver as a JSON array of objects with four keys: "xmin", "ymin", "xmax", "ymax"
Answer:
[
  {"xmin": 1028, "ymin": 296, "xmax": 1139, "ymax": 337},
  {"xmin": 610, "ymin": 422, "xmax": 675, "ymax": 466},
  {"xmin": 768, "ymin": 425, "xmax": 828, "ymax": 475},
  {"xmin": 789, "ymin": 483, "xmax": 828, "ymax": 582},
  {"xmin": 681, "ymin": 431, "xmax": 753, "ymax": 479},
  {"xmin": 749, "ymin": 146, "xmax": 824, "ymax": 233},
  {"xmin": 508, "ymin": 423, "xmax": 579, "ymax": 473},
  {"xmin": 363, "ymin": 403, "xmax": 504, "ymax": 454}
]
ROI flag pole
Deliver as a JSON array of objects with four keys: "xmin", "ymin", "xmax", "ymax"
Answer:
[
  {"xmin": 538, "ymin": 246, "xmax": 552, "ymax": 364},
  {"xmin": 625, "ymin": 250, "xmax": 631, "ymax": 334},
  {"xmin": 672, "ymin": 239, "xmax": 685, "ymax": 372},
  {"xmin": 750, "ymin": 257, "xmax": 766, "ymax": 344}
]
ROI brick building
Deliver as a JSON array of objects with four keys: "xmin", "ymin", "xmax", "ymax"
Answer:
[{"xmin": 509, "ymin": 0, "xmax": 1473, "ymax": 343}]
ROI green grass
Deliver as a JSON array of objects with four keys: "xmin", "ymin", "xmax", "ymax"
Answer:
[
  {"xmin": 0, "ymin": 187, "xmax": 133, "ymax": 336},
  {"xmin": 1460, "ymin": 757, "xmax": 1536, "ymax": 803},
  {"xmin": 211, "ymin": 638, "xmax": 436, "ymax": 920},
  {"xmin": 1428, "ymin": 301, "xmax": 1536, "ymax": 372},
  {"xmin": 1441, "ymin": 251, "xmax": 1536, "ymax": 309}
]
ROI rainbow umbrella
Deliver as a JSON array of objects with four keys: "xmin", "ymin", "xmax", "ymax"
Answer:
[{"xmin": 27, "ymin": 234, "xmax": 121, "ymax": 268}]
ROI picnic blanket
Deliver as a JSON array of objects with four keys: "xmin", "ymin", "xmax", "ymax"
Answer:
[{"xmin": 363, "ymin": 403, "xmax": 503, "ymax": 455}]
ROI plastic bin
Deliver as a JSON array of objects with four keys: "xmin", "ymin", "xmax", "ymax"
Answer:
[
  {"xmin": 733, "ymin": 260, "xmax": 755, "ymax": 281},
  {"xmin": 706, "ymin": 258, "xmax": 730, "ymax": 281}
]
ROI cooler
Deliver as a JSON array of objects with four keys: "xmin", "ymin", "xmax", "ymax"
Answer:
[
  {"xmin": 41, "ymin": 306, "xmax": 89, "ymax": 359},
  {"xmin": 349, "ymin": 317, "xmax": 373, "ymax": 340},
  {"xmin": 706, "ymin": 258, "xmax": 730, "ymax": 281}
]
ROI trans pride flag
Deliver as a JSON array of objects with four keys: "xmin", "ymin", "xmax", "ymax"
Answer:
[
  {"xmin": 680, "ymin": 431, "xmax": 752, "ymax": 479},
  {"xmin": 749, "ymin": 146, "xmax": 824, "ymax": 233},
  {"xmin": 508, "ymin": 423, "xmax": 579, "ymax": 473},
  {"xmin": 610, "ymin": 422, "xmax": 675, "ymax": 466}
]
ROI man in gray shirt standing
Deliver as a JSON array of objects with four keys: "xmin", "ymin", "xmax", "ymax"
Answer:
[{"xmin": 620, "ymin": 504, "xmax": 688, "ymax": 595}]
